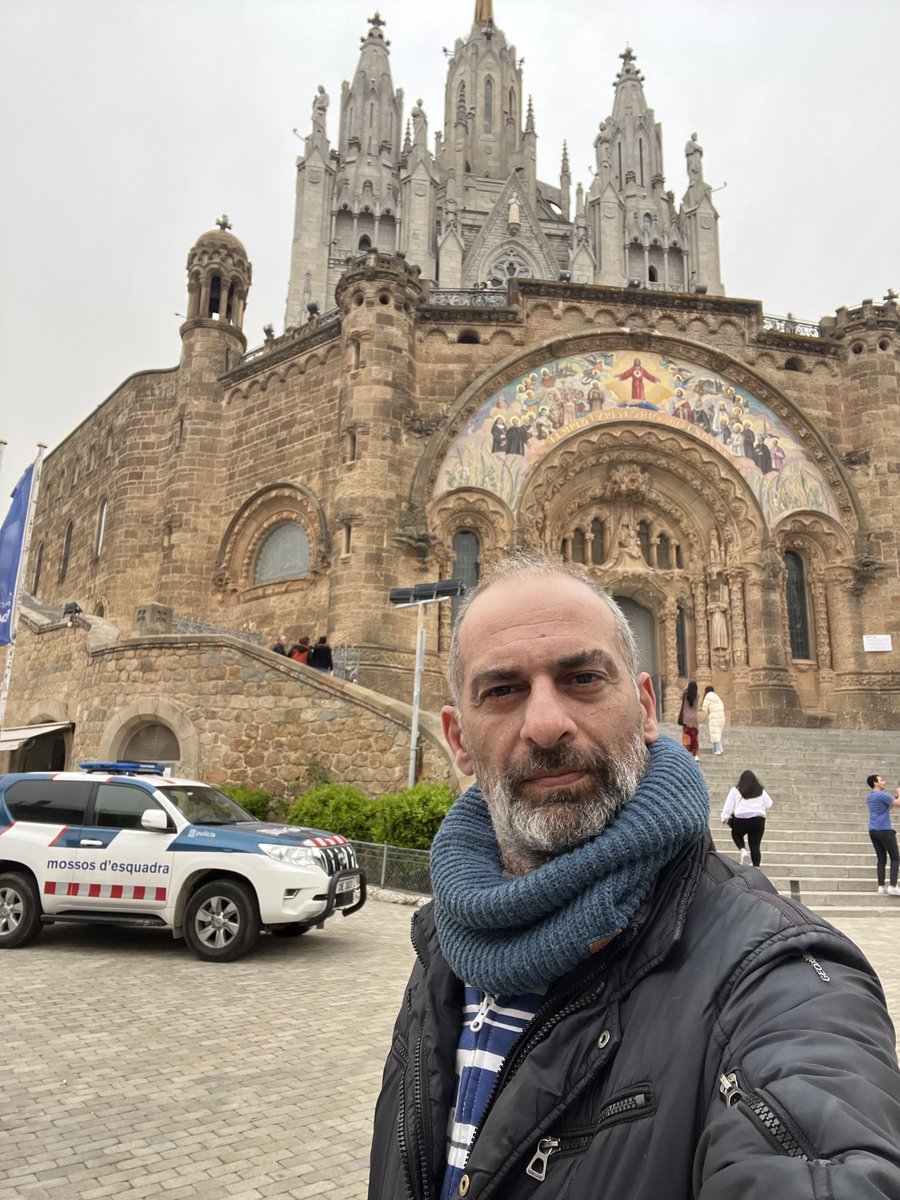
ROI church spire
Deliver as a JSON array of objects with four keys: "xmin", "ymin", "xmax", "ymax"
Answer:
[{"xmin": 474, "ymin": 0, "xmax": 493, "ymax": 24}]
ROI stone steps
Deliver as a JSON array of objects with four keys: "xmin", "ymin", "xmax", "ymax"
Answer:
[{"xmin": 663, "ymin": 724, "xmax": 900, "ymax": 917}]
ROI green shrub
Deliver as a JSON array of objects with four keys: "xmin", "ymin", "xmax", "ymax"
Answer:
[
  {"xmin": 371, "ymin": 782, "xmax": 454, "ymax": 850},
  {"xmin": 286, "ymin": 783, "xmax": 375, "ymax": 841},
  {"xmin": 219, "ymin": 785, "xmax": 271, "ymax": 821},
  {"xmin": 306, "ymin": 755, "xmax": 332, "ymax": 788}
]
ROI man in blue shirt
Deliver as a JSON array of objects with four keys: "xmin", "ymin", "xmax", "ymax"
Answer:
[{"xmin": 866, "ymin": 774, "xmax": 900, "ymax": 895}]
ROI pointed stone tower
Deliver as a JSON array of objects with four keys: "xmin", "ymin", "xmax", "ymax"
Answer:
[
  {"xmin": 436, "ymin": 1, "xmax": 526, "ymax": 186},
  {"xmin": 586, "ymin": 47, "xmax": 722, "ymax": 295},
  {"xmin": 285, "ymin": 12, "xmax": 405, "ymax": 322}
]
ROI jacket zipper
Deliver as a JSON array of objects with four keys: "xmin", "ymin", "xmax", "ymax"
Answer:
[
  {"xmin": 719, "ymin": 1072, "xmax": 812, "ymax": 1159},
  {"xmin": 524, "ymin": 1091, "xmax": 651, "ymax": 1181}
]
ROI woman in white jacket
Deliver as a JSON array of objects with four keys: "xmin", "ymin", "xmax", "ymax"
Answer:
[
  {"xmin": 721, "ymin": 769, "xmax": 773, "ymax": 866},
  {"xmin": 701, "ymin": 684, "xmax": 726, "ymax": 754}
]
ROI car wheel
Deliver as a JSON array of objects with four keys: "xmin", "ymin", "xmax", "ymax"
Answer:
[
  {"xmin": 270, "ymin": 923, "xmax": 309, "ymax": 938},
  {"xmin": 184, "ymin": 880, "xmax": 260, "ymax": 962},
  {"xmin": 0, "ymin": 872, "xmax": 44, "ymax": 948}
]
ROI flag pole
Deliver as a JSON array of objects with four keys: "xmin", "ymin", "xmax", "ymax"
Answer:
[{"xmin": 0, "ymin": 445, "xmax": 46, "ymax": 732}]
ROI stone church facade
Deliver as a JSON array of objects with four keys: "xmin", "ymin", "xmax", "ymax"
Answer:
[{"xmin": 4, "ymin": 4, "xmax": 899, "ymax": 786}]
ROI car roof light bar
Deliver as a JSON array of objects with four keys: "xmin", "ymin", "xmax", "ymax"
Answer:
[{"xmin": 79, "ymin": 760, "xmax": 168, "ymax": 776}]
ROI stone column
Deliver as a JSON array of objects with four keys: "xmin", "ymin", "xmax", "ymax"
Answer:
[
  {"xmin": 663, "ymin": 600, "xmax": 681, "ymax": 720},
  {"xmin": 810, "ymin": 569, "xmax": 832, "ymax": 671},
  {"xmin": 726, "ymin": 569, "xmax": 748, "ymax": 668},
  {"xmin": 740, "ymin": 560, "xmax": 801, "ymax": 723},
  {"xmin": 691, "ymin": 573, "xmax": 709, "ymax": 671}
]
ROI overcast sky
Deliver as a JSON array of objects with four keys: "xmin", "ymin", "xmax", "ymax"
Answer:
[{"xmin": 2, "ymin": 0, "xmax": 898, "ymax": 504}]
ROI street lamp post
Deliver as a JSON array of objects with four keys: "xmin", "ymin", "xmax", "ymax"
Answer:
[{"xmin": 388, "ymin": 579, "xmax": 465, "ymax": 788}]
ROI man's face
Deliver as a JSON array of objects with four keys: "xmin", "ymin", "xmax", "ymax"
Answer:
[
  {"xmin": 442, "ymin": 575, "xmax": 659, "ymax": 868},
  {"xmin": 876, "ymin": 777, "xmax": 887, "ymax": 791}
]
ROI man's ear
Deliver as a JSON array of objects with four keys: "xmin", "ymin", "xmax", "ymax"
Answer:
[
  {"xmin": 441, "ymin": 705, "xmax": 474, "ymax": 775},
  {"xmin": 636, "ymin": 672, "xmax": 660, "ymax": 744}
]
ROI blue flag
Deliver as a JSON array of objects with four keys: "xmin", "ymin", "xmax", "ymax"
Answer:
[{"xmin": 0, "ymin": 464, "xmax": 35, "ymax": 646}]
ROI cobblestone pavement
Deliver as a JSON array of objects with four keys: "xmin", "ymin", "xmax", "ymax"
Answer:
[{"xmin": 4, "ymin": 903, "xmax": 899, "ymax": 1199}]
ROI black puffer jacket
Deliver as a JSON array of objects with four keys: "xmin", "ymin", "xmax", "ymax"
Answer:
[{"xmin": 368, "ymin": 838, "xmax": 900, "ymax": 1199}]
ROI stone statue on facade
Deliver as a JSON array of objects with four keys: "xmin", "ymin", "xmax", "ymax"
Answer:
[
  {"xmin": 685, "ymin": 132, "xmax": 703, "ymax": 181},
  {"xmin": 411, "ymin": 98, "xmax": 427, "ymax": 149},
  {"xmin": 595, "ymin": 120, "xmax": 612, "ymax": 170},
  {"xmin": 708, "ymin": 576, "xmax": 730, "ymax": 651},
  {"xmin": 312, "ymin": 84, "xmax": 329, "ymax": 139},
  {"xmin": 507, "ymin": 191, "xmax": 521, "ymax": 229}
]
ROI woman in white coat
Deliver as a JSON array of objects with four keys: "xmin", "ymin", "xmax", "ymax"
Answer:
[{"xmin": 701, "ymin": 684, "xmax": 726, "ymax": 754}]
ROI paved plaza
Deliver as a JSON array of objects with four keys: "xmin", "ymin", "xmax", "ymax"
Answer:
[{"xmin": 4, "ymin": 899, "xmax": 900, "ymax": 1199}]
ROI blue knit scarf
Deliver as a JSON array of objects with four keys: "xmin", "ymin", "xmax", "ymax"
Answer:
[{"xmin": 430, "ymin": 736, "xmax": 709, "ymax": 994}]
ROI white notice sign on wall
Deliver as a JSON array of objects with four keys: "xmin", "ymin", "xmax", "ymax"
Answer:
[{"xmin": 863, "ymin": 634, "xmax": 893, "ymax": 652}]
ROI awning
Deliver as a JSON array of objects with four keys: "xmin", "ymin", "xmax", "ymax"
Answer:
[{"xmin": 0, "ymin": 722, "xmax": 73, "ymax": 753}]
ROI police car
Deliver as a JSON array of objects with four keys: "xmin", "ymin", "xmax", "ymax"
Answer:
[{"xmin": 0, "ymin": 761, "xmax": 366, "ymax": 961}]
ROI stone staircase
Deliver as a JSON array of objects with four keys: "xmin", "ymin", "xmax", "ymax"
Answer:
[{"xmin": 660, "ymin": 724, "xmax": 900, "ymax": 920}]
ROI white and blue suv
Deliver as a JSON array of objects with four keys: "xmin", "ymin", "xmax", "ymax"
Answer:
[{"xmin": 0, "ymin": 761, "xmax": 366, "ymax": 961}]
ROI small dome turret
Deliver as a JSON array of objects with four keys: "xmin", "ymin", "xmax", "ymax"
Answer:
[{"xmin": 185, "ymin": 215, "xmax": 252, "ymax": 329}]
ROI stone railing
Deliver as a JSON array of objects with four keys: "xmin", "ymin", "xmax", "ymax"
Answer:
[
  {"xmin": 426, "ymin": 288, "xmax": 510, "ymax": 307},
  {"xmin": 762, "ymin": 313, "xmax": 821, "ymax": 338},
  {"xmin": 238, "ymin": 306, "xmax": 342, "ymax": 366}
]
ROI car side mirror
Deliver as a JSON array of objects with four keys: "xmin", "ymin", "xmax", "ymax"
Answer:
[{"xmin": 141, "ymin": 809, "xmax": 169, "ymax": 832}]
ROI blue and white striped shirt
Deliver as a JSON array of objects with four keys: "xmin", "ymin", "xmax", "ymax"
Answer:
[{"xmin": 440, "ymin": 985, "xmax": 546, "ymax": 1199}]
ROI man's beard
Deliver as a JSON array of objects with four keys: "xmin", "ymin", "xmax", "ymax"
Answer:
[{"xmin": 475, "ymin": 723, "xmax": 650, "ymax": 868}]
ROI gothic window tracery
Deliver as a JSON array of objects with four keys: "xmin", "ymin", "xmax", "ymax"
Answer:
[{"xmin": 488, "ymin": 251, "xmax": 532, "ymax": 285}]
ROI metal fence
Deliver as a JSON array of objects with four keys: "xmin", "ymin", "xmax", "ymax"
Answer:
[{"xmin": 352, "ymin": 840, "xmax": 432, "ymax": 896}]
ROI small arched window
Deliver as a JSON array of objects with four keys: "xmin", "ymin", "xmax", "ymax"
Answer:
[
  {"xmin": 358, "ymin": 235, "xmax": 372, "ymax": 252},
  {"xmin": 483, "ymin": 78, "xmax": 493, "ymax": 133},
  {"xmin": 94, "ymin": 499, "xmax": 108, "ymax": 561},
  {"xmin": 638, "ymin": 520, "xmax": 652, "ymax": 565},
  {"xmin": 571, "ymin": 528, "xmax": 586, "ymax": 564},
  {"xmin": 590, "ymin": 518, "xmax": 605, "ymax": 565},
  {"xmin": 656, "ymin": 532, "xmax": 671, "ymax": 568},
  {"xmin": 32, "ymin": 542, "xmax": 44, "ymax": 597},
  {"xmin": 785, "ymin": 551, "xmax": 811, "ymax": 659},
  {"xmin": 452, "ymin": 530, "xmax": 481, "ymax": 622},
  {"xmin": 253, "ymin": 522, "xmax": 311, "ymax": 585},
  {"xmin": 676, "ymin": 605, "xmax": 688, "ymax": 677},
  {"xmin": 59, "ymin": 521, "xmax": 74, "ymax": 584}
]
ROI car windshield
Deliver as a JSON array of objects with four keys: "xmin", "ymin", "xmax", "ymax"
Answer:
[{"xmin": 159, "ymin": 785, "xmax": 254, "ymax": 826}]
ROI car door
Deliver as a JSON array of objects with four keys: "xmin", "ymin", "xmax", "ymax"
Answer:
[
  {"xmin": 72, "ymin": 782, "xmax": 177, "ymax": 912},
  {"xmin": 2, "ymin": 778, "xmax": 93, "ymax": 914}
]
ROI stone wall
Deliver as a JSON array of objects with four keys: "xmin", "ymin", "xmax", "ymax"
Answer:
[{"xmin": 4, "ymin": 611, "xmax": 459, "ymax": 798}]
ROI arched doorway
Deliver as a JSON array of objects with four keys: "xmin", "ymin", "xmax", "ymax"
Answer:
[{"xmin": 614, "ymin": 595, "xmax": 662, "ymax": 719}]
